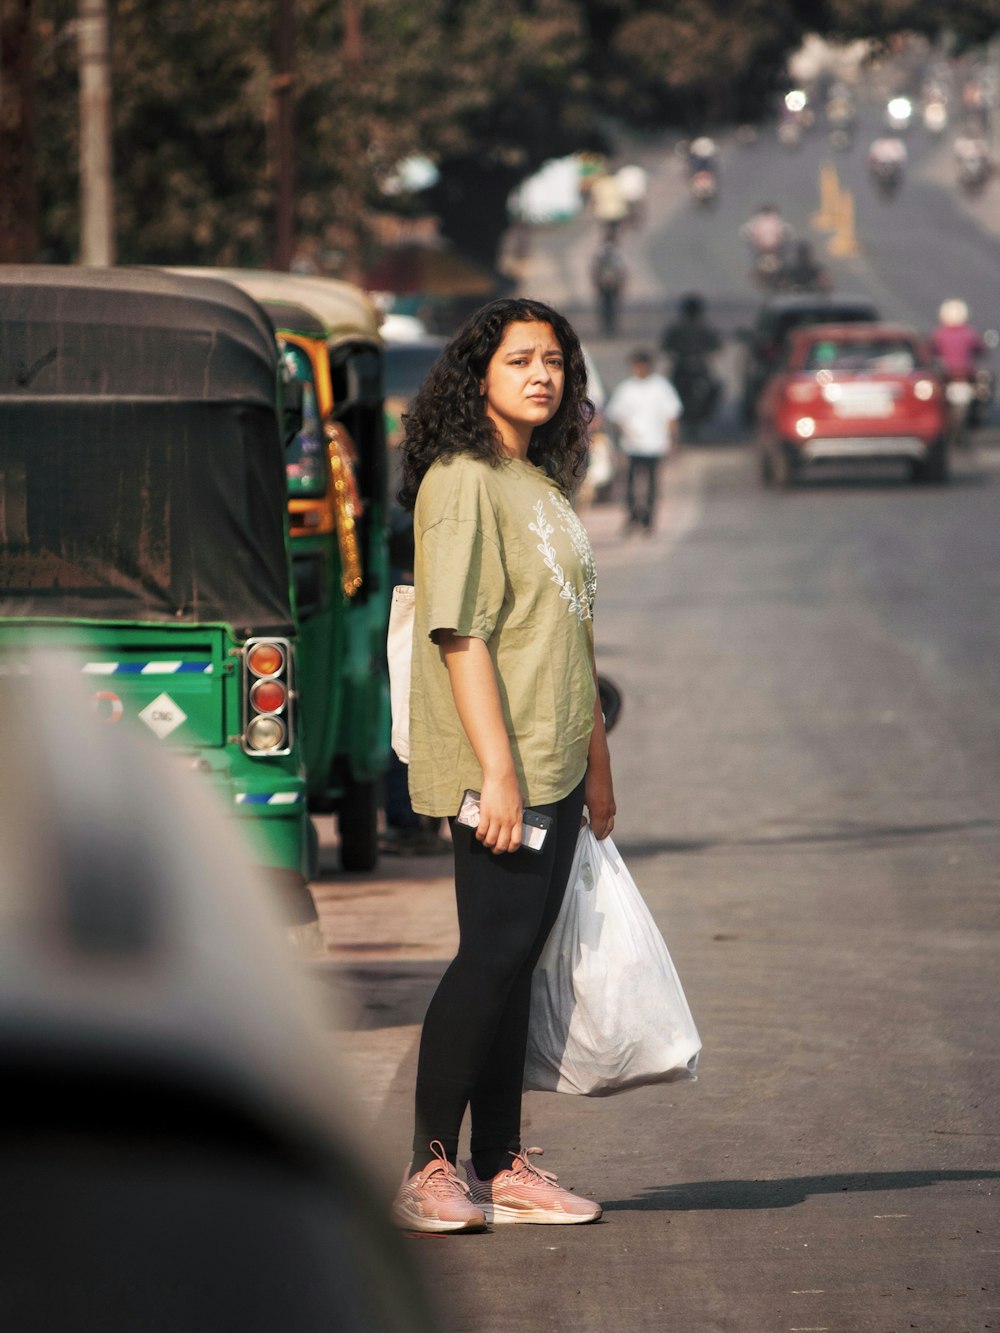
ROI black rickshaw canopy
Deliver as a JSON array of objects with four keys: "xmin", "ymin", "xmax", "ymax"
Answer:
[{"xmin": 0, "ymin": 266, "xmax": 295, "ymax": 636}]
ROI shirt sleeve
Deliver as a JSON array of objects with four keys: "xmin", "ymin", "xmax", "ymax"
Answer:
[{"xmin": 415, "ymin": 461, "xmax": 506, "ymax": 642}]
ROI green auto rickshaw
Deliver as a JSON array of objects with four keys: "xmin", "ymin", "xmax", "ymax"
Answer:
[
  {"xmin": 171, "ymin": 269, "xmax": 391, "ymax": 871},
  {"xmin": 0, "ymin": 265, "xmax": 316, "ymax": 921}
]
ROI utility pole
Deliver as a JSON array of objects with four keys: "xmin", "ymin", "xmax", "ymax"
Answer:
[
  {"xmin": 271, "ymin": 0, "xmax": 295, "ymax": 270},
  {"xmin": 77, "ymin": 0, "xmax": 114, "ymax": 265},
  {"xmin": 343, "ymin": 0, "xmax": 362, "ymax": 63}
]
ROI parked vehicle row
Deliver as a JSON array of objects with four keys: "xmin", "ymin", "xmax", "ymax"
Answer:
[
  {"xmin": 0, "ymin": 265, "xmax": 393, "ymax": 922},
  {"xmin": 172, "ymin": 269, "xmax": 392, "ymax": 871}
]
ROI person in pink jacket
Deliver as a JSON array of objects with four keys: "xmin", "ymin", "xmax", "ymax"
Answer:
[{"xmin": 930, "ymin": 299, "xmax": 985, "ymax": 379}]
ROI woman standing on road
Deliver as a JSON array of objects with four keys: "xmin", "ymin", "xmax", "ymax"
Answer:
[{"xmin": 392, "ymin": 297, "xmax": 617, "ymax": 1233}]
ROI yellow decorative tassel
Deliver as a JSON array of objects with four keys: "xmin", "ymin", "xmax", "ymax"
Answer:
[{"xmin": 325, "ymin": 421, "xmax": 364, "ymax": 598}]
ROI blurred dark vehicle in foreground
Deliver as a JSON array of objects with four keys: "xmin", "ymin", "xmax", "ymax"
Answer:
[
  {"xmin": 739, "ymin": 293, "xmax": 880, "ymax": 424},
  {"xmin": 756, "ymin": 323, "xmax": 950, "ymax": 487},
  {"xmin": 0, "ymin": 664, "xmax": 437, "ymax": 1333}
]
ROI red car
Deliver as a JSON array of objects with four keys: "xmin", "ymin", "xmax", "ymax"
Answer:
[{"xmin": 756, "ymin": 323, "xmax": 949, "ymax": 485}]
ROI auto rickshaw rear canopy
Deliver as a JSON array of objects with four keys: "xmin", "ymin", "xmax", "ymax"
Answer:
[
  {"xmin": 0, "ymin": 265, "xmax": 295, "ymax": 636},
  {"xmin": 171, "ymin": 269, "xmax": 383, "ymax": 350}
]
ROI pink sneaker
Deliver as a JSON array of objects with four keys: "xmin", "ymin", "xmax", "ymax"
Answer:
[
  {"xmin": 464, "ymin": 1147, "xmax": 602, "ymax": 1225},
  {"xmin": 392, "ymin": 1141, "xmax": 487, "ymax": 1234}
]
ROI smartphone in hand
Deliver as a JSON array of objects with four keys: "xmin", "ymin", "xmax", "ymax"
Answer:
[{"xmin": 456, "ymin": 789, "xmax": 553, "ymax": 852}]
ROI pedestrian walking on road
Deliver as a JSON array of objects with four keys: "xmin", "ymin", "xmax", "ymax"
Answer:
[
  {"xmin": 392, "ymin": 297, "xmax": 617, "ymax": 1234},
  {"xmin": 591, "ymin": 239, "xmax": 626, "ymax": 336},
  {"xmin": 605, "ymin": 349, "xmax": 682, "ymax": 533}
]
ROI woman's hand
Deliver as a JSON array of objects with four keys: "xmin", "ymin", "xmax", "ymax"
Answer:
[
  {"xmin": 586, "ymin": 661, "xmax": 616, "ymax": 839},
  {"xmin": 585, "ymin": 752, "xmax": 616, "ymax": 839},
  {"xmin": 477, "ymin": 771, "xmax": 524, "ymax": 854}
]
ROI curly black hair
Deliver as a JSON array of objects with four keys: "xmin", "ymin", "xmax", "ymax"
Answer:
[{"xmin": 397, "ymin": 298, "xmax": 594, "ymax": 510}]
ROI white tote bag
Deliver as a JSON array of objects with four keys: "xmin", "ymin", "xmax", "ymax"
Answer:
[
  {"xmin": 387, "ymin": 584, "xmax": 415, "ymax": 763},
  {"xmin": 524, "ymin": 826, "xmax": 701, "ymax": 1096}
]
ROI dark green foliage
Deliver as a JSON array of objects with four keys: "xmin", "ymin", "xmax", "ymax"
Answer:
[{"xmin": 12, "ymin": 0, "xmax": 998, "ymax": 268}]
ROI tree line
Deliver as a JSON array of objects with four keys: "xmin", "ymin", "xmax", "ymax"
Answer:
[{"xmin": 1, "ymin": 0, "xmax": 995, "ymax": 273}]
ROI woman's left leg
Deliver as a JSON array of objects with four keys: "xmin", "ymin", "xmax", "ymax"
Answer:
[{"xmin": 468, "ymin": 779, "xmax": 586, "ymax": 1179}]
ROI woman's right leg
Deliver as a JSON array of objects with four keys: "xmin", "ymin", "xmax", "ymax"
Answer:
[{"xmin": 410, "ymin": 820, "xmax": 566, "ymax": 1171}]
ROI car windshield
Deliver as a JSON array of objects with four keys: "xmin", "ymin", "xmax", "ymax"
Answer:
[{"xmin": 804, "ymin": 338, "xmax": 917, "ymax": 373}]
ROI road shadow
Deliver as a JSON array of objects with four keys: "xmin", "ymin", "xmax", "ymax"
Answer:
[
  {"xmin": 308, "ymin": 959, "xmax": 442, "ymax": 1031},
  {"xmin": 601, "ymin": 1168, "xmax": 1000, "ymax": 1212}
]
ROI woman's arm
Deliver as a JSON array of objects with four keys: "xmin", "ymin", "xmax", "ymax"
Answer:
[
  {"xmin": 437, "ymin": 631, "xmax": 523, "ymax": 853},
  {"xmin": 585, "ymin": 662, "xmax": 616, "ymax": 839}
]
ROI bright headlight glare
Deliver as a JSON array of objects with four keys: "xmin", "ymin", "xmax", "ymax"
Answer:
[
  {"xmin": 913, "ymin": 379, "xmax": 935, "ymax": 401},
  {"xmin": 795, "ymin": 417, "xmax": 816, "ymax": 439}
]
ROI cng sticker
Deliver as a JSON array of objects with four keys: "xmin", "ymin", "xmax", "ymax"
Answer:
[
  {"xmin": 138, "ymin": 692, "xmax": 188, "ymax": 740},
  {"xmin": 90, "ymin": 690, "xmax": 124, "ymax": 724}
]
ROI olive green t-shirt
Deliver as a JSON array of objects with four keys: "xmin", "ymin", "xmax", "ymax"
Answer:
[{"xmin": 408, "ymin": 453, "xmax": 597, "ymax": 817}]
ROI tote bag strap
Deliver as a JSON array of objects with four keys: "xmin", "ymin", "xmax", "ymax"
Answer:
[{"xmin": 387, "ymin": 584, "xmax": 415, "ymax": 763}]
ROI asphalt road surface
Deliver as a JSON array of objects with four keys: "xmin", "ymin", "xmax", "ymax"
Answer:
[{"xmin": 313, "ymin": 90, "xmax": 1000, "ymax": 1332}]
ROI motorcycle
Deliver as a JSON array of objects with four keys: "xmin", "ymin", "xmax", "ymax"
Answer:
[
  {"xmin": 870, "ymin": 157, "xmax": 903, "ymax": 199},
  {"xmin": 670, "ymin": 353, "xmax": 721, "ymax": 440},
  {"xmin": 956, "ymin": 149, "xmax": 991, "ymax": 196},
  {"xmin": 751, "ymin": 247, "xmax": 786, "ymax": 292},
  {"xmin": 689, "ymin": 169, "xmax": 718, "ymax": 208},
  {"xmin": 968, "ymin": 365, "xmax": 995, "ymax": 428},
  {"xmin": 941, "ymin": 372, "xmax": 993, "ymax": 447}
]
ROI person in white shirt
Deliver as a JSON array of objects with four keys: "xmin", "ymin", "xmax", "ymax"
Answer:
[{"xmin": 604, "ymin": 350, "xmax": 682, "ymax": 533}]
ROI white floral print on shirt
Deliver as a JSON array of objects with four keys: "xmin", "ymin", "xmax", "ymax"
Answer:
[{"xmin": 529, "ymin": 492, "xmax": 597, "ymax": 622}]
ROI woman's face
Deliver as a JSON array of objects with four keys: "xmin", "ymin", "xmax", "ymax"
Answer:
[{"xmin": 480, "ymin": 320, "xmax": 565, "ymax": 454}]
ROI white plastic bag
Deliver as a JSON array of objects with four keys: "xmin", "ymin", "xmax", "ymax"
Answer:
[{"xmin": 524, "ymin": 826, "xmax": 701, "ymax": 1096}]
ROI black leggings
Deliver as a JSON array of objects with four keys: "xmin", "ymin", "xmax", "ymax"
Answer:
[{"xmin": 411, "ymin": 779, "xmax": 586, "ymax": 1178}]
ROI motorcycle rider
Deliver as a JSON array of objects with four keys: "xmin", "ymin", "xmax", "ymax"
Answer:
[
  {"xmin": 741, "ymin": 202, "xmax": 792, "ymax": 253},
  {"xmin": 660, "ymin": 293, "xmax": 722, "ymax": 439},
  {"xmin": 686, "ymin": 136, "xmax": 719, "ymax": 207},
  {"xmin": 953, "ymin": 130, "xmax": 992, "ymax": 195},
  {"xmin": 740, "ymin": 203, "xmax": 793, "ymax": 289},
  {"xmin": 931, "ymin": 298, "xmax": 986, "ymax": 379},
  {"xmin": 868, "ymin": 135, "xmax": 907, "ymax": 194},
  {"xmin": 591, "ymin": 238, "xmax": 626, "ymax": 336},
  {"xmin": 930, "ymin": 299, "xmax": 988, "ymax": 440}
]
